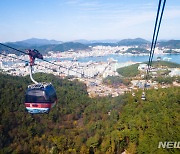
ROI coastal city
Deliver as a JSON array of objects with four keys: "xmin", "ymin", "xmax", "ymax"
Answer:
[{"xmin": 1, "ymin": 45, "xmax": 180, "ymax": 97}]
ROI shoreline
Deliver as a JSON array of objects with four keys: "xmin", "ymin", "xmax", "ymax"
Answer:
[{"xmin": 45, "ymin": 52, "xmax": 180, "ymax": 59}]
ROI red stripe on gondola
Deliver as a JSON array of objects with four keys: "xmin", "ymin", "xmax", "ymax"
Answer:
[{"xmin": 25, "ymin": 103, "xmax": 51, "ymax": 108}]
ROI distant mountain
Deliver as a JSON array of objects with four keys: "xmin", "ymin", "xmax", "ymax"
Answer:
[
  {"xmin": 14, "ymin": 38, "xmax": 63, "ymax": 46},
  {"xmin": 1, "ymin": 38, "xmax": 180, "ymax": 55},
  {"xmin": 73, "ymin": 39, "xmax": 119, "ymax": 44},
  {"xmin": 86, "ymin": 38, "xmax": 150, "ymax": 47},
  {"xmin": 37, "ymin": 42, "xmax": 90, "ymax": 53},
  {"xmin": 0, "ymin": 43, "xmax": 27, "ymax": 55},
  {"xmin": 88, "ymin": 42, "xmax": 117, "ymax": 47},
  {"xmin": 73, "ymin": 39, "xmax": 93, "ymax": 44},
  {"xmin": 117, "ymin": 38, "xmax": 150, "ymax": 46},
  {"xmin": 0, "ymin": 42, "xmax": 90, "ymax": 55},
  {"xmin": 158, "ymin": 40, "xmax": 180, "ymax": 49}
]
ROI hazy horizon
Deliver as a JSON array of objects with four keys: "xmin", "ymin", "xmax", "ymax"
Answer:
[{"xmin": 3, "ymin": 37, "xmax": 179, "ymax": 44}]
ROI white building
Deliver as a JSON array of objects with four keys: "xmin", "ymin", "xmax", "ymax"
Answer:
[
  {"xmin": 0, "ymin": 62, "xmax": 3, "ymax": 69},
  {"xmin": 138, "ymin": 64, "xmax": 148, "ymax": 71},
  {"xmin": 169, "ymin": 68, "xmax": 180, "ymax": 77}
]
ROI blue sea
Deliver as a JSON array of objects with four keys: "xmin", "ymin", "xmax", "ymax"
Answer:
[
  {"xmin": 3, "ymin": 54, "xmax": 180, "ymax": 66},
  {"xmin": 50, "ymin": 54, "xmax": 180, "ymax": 64}
]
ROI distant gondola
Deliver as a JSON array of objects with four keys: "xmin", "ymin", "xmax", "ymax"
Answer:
[{"xmin": 141, "ymin": 91, "xmax": 146, "ymax": 100}]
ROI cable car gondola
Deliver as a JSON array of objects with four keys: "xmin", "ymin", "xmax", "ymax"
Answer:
[
  {"xmin": 141, "ymin": 91, "xmax": 146, "ymax": 101},
  {"xmin": 25, "ymin": 83, "xmax": 57, "ymax": 114},
  {"xmin": 24, "ymin": 49, "xmax": 57, "ymax": 114}
]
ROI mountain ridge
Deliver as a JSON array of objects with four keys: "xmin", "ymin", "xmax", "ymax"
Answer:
[
  {"xmin": 1, "ymin": 38, "xmax": 180, "ymax": 55},
  {"xmin": 13, "ymin": 38, "xmax": 63, "ymax": 46}
]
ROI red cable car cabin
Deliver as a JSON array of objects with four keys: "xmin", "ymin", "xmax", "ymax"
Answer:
[{"xmin": 24, "ymin": 83, "xmax": 57, "ymax": 114}]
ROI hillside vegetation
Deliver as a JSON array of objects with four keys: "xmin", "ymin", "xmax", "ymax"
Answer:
[
  {"xmin": 150, "ymin": 61, "xmax": 180, "ymax": 68},
  {"xmin": 0, "ymin": 73, "xmax": 179, "ymax": 154},
  {"xmin": 103, "ymin": 76, "xmax": 131, "ymax": 86},
  {"xmin": 117, "ymin": 64, "xmax": 140, "ymax": 77},
  {"xmin": 126, "ymin": 48, "xmax": 149, "ymax": 54},
  {"xmin": 117, "ymin": 61, "xmax": 180, "ymax": 78}
]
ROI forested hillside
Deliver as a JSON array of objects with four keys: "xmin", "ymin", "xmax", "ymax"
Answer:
[
  {"xmin": 117, "ymin": 64, "xmax": 140, "ymax": 77},
  {"xmin": 0, "ymin": 73, "xmax": 179, "ymax": 154}
]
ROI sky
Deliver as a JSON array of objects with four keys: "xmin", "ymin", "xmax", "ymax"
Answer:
[{"xmin": 0, "ymin": 0, "xmax": 180, "ymax": 42}]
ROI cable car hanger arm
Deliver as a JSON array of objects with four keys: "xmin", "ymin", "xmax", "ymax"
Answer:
[{"xmin": 27, "ymin": 49, "xmax": 43, "ymax": 84}]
